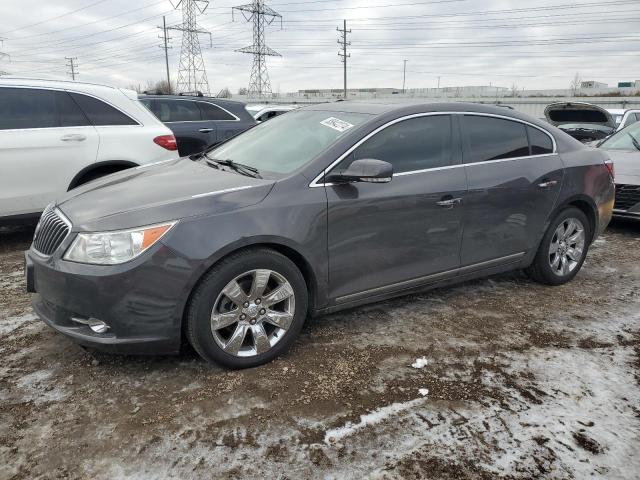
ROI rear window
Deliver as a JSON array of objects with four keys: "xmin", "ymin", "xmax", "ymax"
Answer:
[
  {"xmin": 463, "ymin": 115, "xmax": 530, "ymax": 163},
  {"xmin": 0, "ymin": 87, "xmax": 89, "ymax": 130},
  {"xmin": 198, "ymin": 102, "xmax": 236, "ymax": 121},
  {"xmin": 70, "ymin": 93, "xmax": 138, "ymax": 126}
]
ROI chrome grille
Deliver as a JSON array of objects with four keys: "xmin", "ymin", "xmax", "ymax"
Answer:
[
  {"xmin": 33, "ymin": 206, "xmax": 71, "ymax": 256},
  {"xmin": 614, "ymin": 184, "xmax": 640, "ymax": 211}
]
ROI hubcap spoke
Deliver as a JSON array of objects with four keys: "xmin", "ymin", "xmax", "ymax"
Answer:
[
  {"xmin": 263, "ymin": 283, "xmax": 294, "ymax": 307},
  {"xmin": 551, "ymin": 253, "xmax": 561, "ymax": 269},
  {"xmin": 251, "ymin": 324, "xmax": 271, "ymax": 354},
  {"xmin": 568, "ymin": 229, "xmax": 584, "ymax": 245},
  {"xmin": 222, "ymin": 280, "xmax": 249, "ymax": 307},
  {"xmin": 249, "ymin": 269, "xmax": 271, "ymax": 300},
  {"xmin": 224, "ymin": 324, "xmax": 249, "ymax": 355},
  {"xmin": 567, "ymin": 247, "xmax": 582, "ymax": 262},
  {"xmin": 263, "ymin": 309, "xmax": 294, "ymax": 330},
  {"xmin": 211, "ymin": 310, "xmax": 239, "ymax": 330},
  {"xmin": 549, "ymin": 241, "xmax": 559, "ymax": 254},
  {"xmin": 560, "ymin": 255, "xmax": 569, "ymax": 275}
]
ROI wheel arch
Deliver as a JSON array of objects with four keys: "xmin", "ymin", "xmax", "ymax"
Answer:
[
  {"xmin": 179, "ymin": 238, "xmax": 322, "ymax": 346},
  {"xmin": 68, "ymin": 160, "xmax": 139, "ymax": 190},
  {"xmin": 556, "ymin": 194, "xmax": 598, "ymax": 244}
]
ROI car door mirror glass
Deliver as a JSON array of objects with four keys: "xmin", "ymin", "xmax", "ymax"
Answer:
[{"xmin": 329, "ymin": 158, "xmax": 393, "ymax": 184}]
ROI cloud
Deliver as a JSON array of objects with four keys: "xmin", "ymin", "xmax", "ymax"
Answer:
[{"xmin": 1, "ymin": 0, "xmax": 638, "ymax": 93}]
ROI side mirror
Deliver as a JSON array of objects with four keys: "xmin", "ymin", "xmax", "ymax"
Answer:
[{"xmin": 328, "ymin": 158, "xmax": 393, "ymax": 184}]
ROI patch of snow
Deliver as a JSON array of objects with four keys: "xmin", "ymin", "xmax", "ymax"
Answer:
[
  {"xmin": 0, "ymin": 313, "xmax": 37, "ymax": 336},
  {"xmin": 418, "ymin": 388, "xmax": 429, "ymax": 397},
  {"xmin": 324, "ymin": 398, "xmax": 425, "ymax": 444},
  {"xmin": 410, "ymin": 356, "xmax": 428, "ymax": 369}
]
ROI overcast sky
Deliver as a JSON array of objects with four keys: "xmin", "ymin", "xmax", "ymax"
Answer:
[{"xmin": 0, "ymin": 0, "xmax": 638, "ymax": 94}]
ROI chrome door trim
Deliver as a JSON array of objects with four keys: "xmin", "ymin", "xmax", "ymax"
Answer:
[
  {"xmin": 334, "ymin": 251, "xmax": 525, "ymax": 303},
  {"xmin": 309, "ymin": 111, "xmax": 557, "ymax": 188}
]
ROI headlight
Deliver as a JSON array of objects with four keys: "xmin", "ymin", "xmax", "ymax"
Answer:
[{"xmin": 64, "ymin": 222, "xmax": 177, "ymax": 265}]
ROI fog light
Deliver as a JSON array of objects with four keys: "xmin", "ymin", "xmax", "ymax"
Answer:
[{"xmin": 71, "ymin": 317, "xmax": 110, "ymax": 334}]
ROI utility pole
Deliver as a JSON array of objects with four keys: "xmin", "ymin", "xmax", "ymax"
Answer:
[
  {"xmin": 158, "ymin": 16, "xmax": 173, "ymax": 93},
  {"xmin": 232, "ymin": 0, "xmax": 283, "ymax": 98},
  {"xmin": 168, "ymin": 0, "xmax": 212, "ymax": 95},
  {"xmin": 402, "ymin": 59, "xmax": 407, "ymax": 93},
  {"xmin": 337, "ymin": 19, "xmax": 350, "ymax": 99},
  {"xmin": 65, "ymin": 57, "xmax": 78, "ymax": 80},
  {"xmin": 437, "ymin": 76, "xmax": 441, "ymax": 88}
]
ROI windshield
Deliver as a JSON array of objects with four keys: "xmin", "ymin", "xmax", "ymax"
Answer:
[
  {"xmin": 206, "ymin": 109, "xmax": 372, "ymax": 177},
  {"xmin": 600, "ymin": 121, "xmax": 640, "ymax": 151}
]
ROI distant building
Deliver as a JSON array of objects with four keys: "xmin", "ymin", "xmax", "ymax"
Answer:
[
  {"xmin": 618, "ymin": 81, "xmax": 640, "ymax": 88},
  {"xmin": 581, "ymin": 81, "xmax": 608, "ymax": 89}
]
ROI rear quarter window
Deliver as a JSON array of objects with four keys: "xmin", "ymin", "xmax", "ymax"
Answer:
[
  {"xmin": 527, "ymin": 126, "xmax": 554, "ymax": 155},
  {"xmin": 463, "ymin": 115, "xmax": 530, "ymax": 163},
  {"xmin": 198, "ymin": 102, "xmax": 236, "ymax": 121}
]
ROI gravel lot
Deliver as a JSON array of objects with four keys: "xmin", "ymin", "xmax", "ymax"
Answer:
[{"xmin": 1, "ymin": 220, "xmax": 639, "ymax": 480}]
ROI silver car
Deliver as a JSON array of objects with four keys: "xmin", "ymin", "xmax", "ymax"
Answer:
[{"xmin": 599, "ymin": 121, "xmax": 640, "ymax": 219}]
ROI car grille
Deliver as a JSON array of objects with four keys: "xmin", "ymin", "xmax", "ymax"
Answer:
[{"xmin": 33, "ymin": 206, "xmax": 71, "ymax": 256}]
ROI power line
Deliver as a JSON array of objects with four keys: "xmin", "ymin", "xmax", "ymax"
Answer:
[{"xmin": 232, "ymin": 0, "xmax": 283, "ymax": 97}]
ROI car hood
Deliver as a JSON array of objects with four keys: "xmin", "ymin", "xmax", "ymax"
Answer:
[
  {"xmin": 57, "ymin": 158, "xmax": 275, "ymax": 230},
  {"xmin": 603, "ymin": 149, "xmax": 640, "ymax": 185},
  {"xmin": 544, "ymin": 102, "xmax": 616, "ymax": 129}
]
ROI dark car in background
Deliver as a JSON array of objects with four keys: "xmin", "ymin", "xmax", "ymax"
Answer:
[
  {"xmin": 26, "ymin": 102, "xmax": 614, "ymax": 369},
  {"xmin": 544, "ymin": 102, "xmax": 616, "ymax": 144},
  {"xmin": 139, "ymin": 94, "xmax": 256, "ymax": 156}
]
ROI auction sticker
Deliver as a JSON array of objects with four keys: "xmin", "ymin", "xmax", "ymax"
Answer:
[{"xmin": 320, "ymin": 117, "xmax": 355, "ymax": 132}]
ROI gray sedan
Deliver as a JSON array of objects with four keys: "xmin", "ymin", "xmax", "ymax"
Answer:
[
  {"xmin": 26, "ymin": 102, "xmax": 615, "ymax": 368},
  {"xmin": 599, "ymin": 121, "xmax": 640, "ymax": 219}
]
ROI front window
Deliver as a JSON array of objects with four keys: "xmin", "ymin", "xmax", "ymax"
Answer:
[
  {"xmin": 206, "ymin": 109, "xmax": 372, "ymax": 177},
  {"xmin": 599, "ymin": 121, "xmax": 640, "ymax": 151}
]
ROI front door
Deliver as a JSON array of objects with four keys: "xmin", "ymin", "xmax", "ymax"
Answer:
[
  {"xmin": 325, "ymin": 114, "xmax": 467, "ymax": 303},
  {"xmin": 459, "ymin": 114, "xmax": 564, "ymax": 267},
  {"xmin": 0, "ymin": 87, "xmax": 99, "ymax": 216}
]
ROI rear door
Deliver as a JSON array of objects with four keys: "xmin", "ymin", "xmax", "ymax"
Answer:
[
  {"xmin": 197, "ymin": 101, "xmax": 241, "ymax": 144},
  {"xmin": 325, "ymin": 114, "xmax": 467, "ymax": 302},
  {"xmin": 0, "ymin": 87, "xmax": 99, "ymax": 216},
  {"xmin": 459, "ymin": 114, "xmax": 563, "ymax": 267}
]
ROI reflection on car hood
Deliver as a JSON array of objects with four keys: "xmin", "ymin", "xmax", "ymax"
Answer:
[
  {"xmin": 56, "ymin": 158, "xmax": 275, "ymax": 230},
  {"xmin": 604, "ymin": 149, "xmax": 640, "ymax": 185},
  {"xmin": 544, "ymin": 102, "xmax": 616, "ymax": 129}
]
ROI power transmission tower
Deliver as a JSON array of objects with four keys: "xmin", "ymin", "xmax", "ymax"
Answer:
[
  {"xmin": 158, "ymin": 16, "xmax": 173, "ymax": 93},
  {"xmin": 65, "ymin": 57, "xmax": 78, "ymax": 80},
  {"xmin": 168, "ymin": 0, "xmax": 212, "ymax": 95},
  {"xmin": 232, "ymin": 1, "xmax": 282, "ymax": 98},
  {"xmin": 337, "ymin": 20, "xmax": 350, "ymax": 99}
]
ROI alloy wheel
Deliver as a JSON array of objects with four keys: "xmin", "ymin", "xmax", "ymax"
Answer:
[
  {"xmin": 211, "ymin": 269, "xmax": 295, "ymax": 357},
  {"xmin": 548, "ymin": 217, "xmax": 586, "ymax": 276}
]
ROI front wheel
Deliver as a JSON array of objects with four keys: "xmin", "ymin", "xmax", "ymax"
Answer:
[
  {"xmin": 525, "ymin": 207, "xmax": 590, "ymax": 285},
  {"xmin": 186, "ymin": 248, "xmax": 308, "ymax": 368}
]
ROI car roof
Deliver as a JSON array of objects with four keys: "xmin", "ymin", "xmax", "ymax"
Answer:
[{"xmin": 139, "ymin": 94, "xmax": 246, "ymax": 107}]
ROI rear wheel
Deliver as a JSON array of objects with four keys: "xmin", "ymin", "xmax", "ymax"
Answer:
[
  {"xmin": 525, "ymin": 207, "xmax": 590, "ymax": 285},
  {"xmin": 186, "ymin": 248, "xmax": 308, "ymax": 368}
]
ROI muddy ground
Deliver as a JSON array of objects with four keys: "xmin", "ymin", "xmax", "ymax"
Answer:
[{"xmin": 1, "ymin": 220, "xmax": 639, "ymax": 479}]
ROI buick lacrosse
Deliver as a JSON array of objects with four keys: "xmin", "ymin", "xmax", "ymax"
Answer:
[{"xmin": 26, "ymin": 103, "xmax": 615, "ymax": 368}]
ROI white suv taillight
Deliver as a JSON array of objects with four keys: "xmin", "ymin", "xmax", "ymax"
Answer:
[{"xmin": 153, "ymin": 135, "xmax": 178, "ymax": 151}]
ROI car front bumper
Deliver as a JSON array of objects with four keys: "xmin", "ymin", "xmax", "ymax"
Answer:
[{"xmin": 25, "ymin": 242, "xmax": 195, "ymax": 355}]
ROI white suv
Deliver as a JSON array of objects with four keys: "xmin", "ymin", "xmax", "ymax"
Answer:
[{"xmin": 0, "ymin": 78, "xmax": 180, "ymax": 220}]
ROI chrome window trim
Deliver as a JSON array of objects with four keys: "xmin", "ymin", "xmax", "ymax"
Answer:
[
  {"xmin": 309, "ymin": 111, "xmax": 557, "ymax": 188},
  {"xmin": 148, "ymin": 98, "xmax": 240, "ymax": 123}
]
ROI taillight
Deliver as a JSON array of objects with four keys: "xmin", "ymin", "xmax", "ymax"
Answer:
[
  {"xmin": 153, "ymin": 135, "xmax": 177, "ymax": 151},
  {"xmin": 605, "ymin": 159, "xmax": 614, "ymax": 180}
]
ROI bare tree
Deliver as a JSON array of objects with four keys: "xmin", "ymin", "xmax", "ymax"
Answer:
[
  {"xmin": 570, "ymin": 72, "xmax": 582, "ymax": 96},
  {"xmin": 237, "ymin": 87, "xmax": 248, "ymax": 95}
]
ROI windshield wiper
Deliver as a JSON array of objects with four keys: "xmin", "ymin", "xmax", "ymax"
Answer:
[
  {"xmin": 627, "ymin": 132, "xmax": 640, "ymax": 151},
  {"xmin": 203, "ymin": 155, "xmax": 262, "ymax": 178}
]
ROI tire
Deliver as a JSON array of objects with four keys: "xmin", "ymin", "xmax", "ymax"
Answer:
[
  {"xmin": 186, "ymin": 248, "xmax": 308, "ymax": 369},
  {"xmin": 525, "ymin": 207, "xmax": 591, "ymax": 285}
]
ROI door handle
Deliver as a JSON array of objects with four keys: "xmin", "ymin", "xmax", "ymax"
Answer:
[
  {"xmin": 60, "ymin": 134, "xmax": 87, "ymax": 142},
  {"xmin": 538, "ymin": 180, "xmax": 558, "ymax": 189},
  {"xmin": 198, "ymin": 128, "xmax": 214, "ymax": 133},
  {"xmin": 436, "ymin": 197, "xmax": 462, "ymax": 208}
]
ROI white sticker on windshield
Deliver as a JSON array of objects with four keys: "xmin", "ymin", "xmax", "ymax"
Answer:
[{"xmin": 320, "ymin": 117, "xmax": 355, "ymax": 132}]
